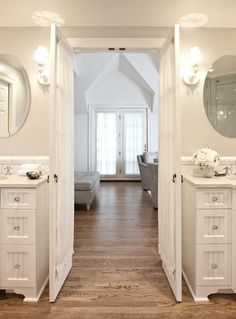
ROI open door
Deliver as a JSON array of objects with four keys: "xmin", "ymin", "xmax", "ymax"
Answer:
[
  {"xmin": 49, "ymin": 24, "xmax": 75, "ymax": 302},
  {"xmin": 158, "ymin": 24, "xmax": 182, "ymax": 301}
]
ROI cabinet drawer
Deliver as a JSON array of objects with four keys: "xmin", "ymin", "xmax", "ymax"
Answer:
[
  {"xmin": 196, "ymin": 244, "xmax": 231, "ymax": 286},
  {"xmin": 0, "ymin": 245, "xmax": 36, "ymax": 288},
  {"xmin": 1, "ymin": 188, "xmax": 36, "ymax": 210},
  {"xmin": 197, "ymin": 210, "xmax": 231, "ymax": 244},
  {"xmin": 0, "ymin": 210, "xmax": 36, "ymax": 245},
  {"xmin": 197, "ymin": 189, "xmax": 231, "ymax": 210}
]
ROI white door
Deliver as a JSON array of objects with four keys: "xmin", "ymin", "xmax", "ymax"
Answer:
[
  {"xmin": 49, "ymin": 24, "xmax": 75, "ymax": 302},
  {"xmin": 94, "ymin": 108, "xmax": 146, "ymax": 179},
  {"xmin": 158, "ymin": 25, "xmax": 182, "ymax": 301},
  {"xmin": 0, "ymin": 80, "xmax": 9, "ymax": 137}
]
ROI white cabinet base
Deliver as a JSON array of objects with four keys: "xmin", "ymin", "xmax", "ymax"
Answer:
[
  {"xmin": 183, "ymin": 271, "xmax": 235, "ymax": 302},
  {"xmin": 0, "ymin": 176, "xmax": 49, "ymax": 302},
  {"xmin": 13, "ymin": 276, "xmax": 48, "ymax": 302},
  {"xmin": 182, "ymin": 175, "xmax": 236, "ymax": 302}
]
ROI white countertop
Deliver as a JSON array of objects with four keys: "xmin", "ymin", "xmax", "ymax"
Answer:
[
  {"xmin": 0, "ymin": 174, "xmax": 48, "ymax": 188},
  {"xmin": 183, "ymin": 174, "xmax": 236, "ymax": 188}
]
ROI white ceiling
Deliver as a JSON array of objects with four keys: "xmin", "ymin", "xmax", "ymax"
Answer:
[
  {"xmin": 75, "ymin": 52, "xmax": 158, "ymax": 113},
  {"xmin": 0, "ymin": 0, "xmax": 236, "ymax": 27}
]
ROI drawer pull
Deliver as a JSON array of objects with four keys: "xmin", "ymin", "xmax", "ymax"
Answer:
[
  {"xmin": 212, "ymin": 224, "xmax": 218, "ymax": 231},
  {"xmin": 14, "ymin": 196, "xmax": 21, "ymax": 203},
  {"xmin": 14, "ymin": 264, "xmax": 20, "ymax": 269},
  {"xmin": 13, "ymin": 225, "xmax": 20, "ymax": 231},
  {"xmin": 212, "ymin": 263, "xmax": 218, "ymax": 269},
  {"xmin": 212, "ymin": 196, "xmax": 218, "ymax": 202}
]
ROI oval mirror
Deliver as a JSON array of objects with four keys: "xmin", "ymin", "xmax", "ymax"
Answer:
[
  {"xmin": 0, "ymin": 55, "xmax": 31, "ymax": 137},
  {"xmin": 204, "ymin": 55, "xmax": 236, "ymax": 138}
]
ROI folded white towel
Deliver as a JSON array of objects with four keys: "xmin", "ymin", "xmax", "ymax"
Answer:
[{"xmin": 18, "ymin": 164, "xmax": 44, "ymax": 176}]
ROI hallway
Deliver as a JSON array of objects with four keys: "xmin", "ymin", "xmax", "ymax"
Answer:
[
  {"xmin": 60, "ymin": 181, "xmax": 173, "ymax": 307},
  {"xmin": 1, "ymin": 182, "xmax": 236, "ymax": 318}
]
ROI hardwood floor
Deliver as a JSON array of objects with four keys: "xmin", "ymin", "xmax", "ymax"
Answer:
[{"xmin": 0, "ymin": 181, "xmax": 236, "ymax": 318}]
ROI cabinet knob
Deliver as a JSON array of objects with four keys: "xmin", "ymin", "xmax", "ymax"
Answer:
[
  {"xmin": 212, "ymin": 196, "xmax": 218, "ymax": 202},
  {"xmin": 212, "ymin": 224, "xmax": 218, "ymax": 231},
  {"xmin": 14, "ymin": 264, "xmax": 20, "ymax": 269},
  {"xmin": 14, "ymin": 196, "xmax": 20, "ymax": 202},
  {"xmin": 14, "ymin": 225, "xmax": 20, "ymax": 231},
  {"xmin": 212, "ymin": 263, "xmax": 218, "ymax": 269}
]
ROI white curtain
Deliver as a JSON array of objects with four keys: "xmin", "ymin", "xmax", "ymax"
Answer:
[
  {"xmin": 123, "ymin": 112, "xmax": 144, "ymax": 175},
  {"xmin": 55, "ymin": 39, "xmax": 74, "ymax": 271},
  {"xmin": 96, "ymin": 112, "xmax": 117, "ymax": 175},
  {"xmin": 158, "ymin": 41, "xmax": 175, "ymax": 273}
]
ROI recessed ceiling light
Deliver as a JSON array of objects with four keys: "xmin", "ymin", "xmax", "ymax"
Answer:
[
  {"xmin": 31, "ymin": 11, "xmax": 65, "ymax": 27},
  {"xmin": 178, "ymin": 13, "xmax": 208, "ymax": 27}
]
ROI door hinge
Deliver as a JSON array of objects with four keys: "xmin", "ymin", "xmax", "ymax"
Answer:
[
  {"xmin": 47, "ymin": 175, "xmax": 50, "ymax": 183},
  {"xmin": 119, "ymin": 151, "xmax": 121, "ymax": 156},
  {"xmin": 119, "ymin": 114, "xmax": 121, "ymax": 120},
  {"xmin": 54, "ymin": 174, "xmax": 58, "ymax": 183},
  {"xmin": 181, "ymin": 175, "xmax": 184, "ymax": 183},
  {"xmin": 172, "ymin": 173, "xmax": 177, "ymax": 183}
]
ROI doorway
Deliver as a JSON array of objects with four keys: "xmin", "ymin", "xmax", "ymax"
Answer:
[{"xmin": 49, "ymin": 24, "xmax": 181, "ymax": 303}]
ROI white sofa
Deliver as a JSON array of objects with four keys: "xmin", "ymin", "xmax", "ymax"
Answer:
[{"xmin": 74, "ymin": 171, "xmax": 100, "ymax": 210}]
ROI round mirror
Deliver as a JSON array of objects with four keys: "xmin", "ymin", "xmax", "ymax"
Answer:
[
  {"xmin": 204, "ymin": 55, "xmax": 236, "ymax": 138},
  {"xmin": 0, "ymin": 55, "xmax": 31, "ymax": 137}
]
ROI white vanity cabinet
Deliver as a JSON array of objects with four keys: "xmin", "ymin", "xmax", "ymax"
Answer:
[
  {"xmin": 182, "ymin": 175, "xmax": 236, "ymax": 301},
  {"xmin": 0, "ymin": 176, "xmax": 49, "ymax": 302}
]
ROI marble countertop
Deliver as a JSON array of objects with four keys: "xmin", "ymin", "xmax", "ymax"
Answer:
[
  {"xmin": 183, "ymin": 174, "xmax": 236, "ymax": 188},
  {"xmin": 0, "ymin": 174, "xmax": 48, "ymax": 188}
]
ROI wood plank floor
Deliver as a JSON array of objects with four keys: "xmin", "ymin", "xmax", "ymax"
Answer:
[{"xmin": 1, "ymin": 181, "xmax": 236, "ymax": 318}]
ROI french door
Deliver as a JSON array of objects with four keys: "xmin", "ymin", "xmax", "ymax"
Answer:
[
  {"xmin": 92, "ymin": 108, "xmax": 147, "ymax": 179},
  {"xmin": 49, "ymin": 24, "xmax": 75, "ymax": 302},
  {"xmin": 158, "ymin": 25, "xmax": 182, "ymax": 302}
]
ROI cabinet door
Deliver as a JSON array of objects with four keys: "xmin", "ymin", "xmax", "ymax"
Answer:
[
  {"xmin": 0, "ymin": 210, "xmax": 36, "ymax": 245},
  {"xmin": 0, "ymin": 245, "xmax": 36, "ymax": 288},
  {"xmin": 196, "ymin": 244, "xmax": 231, "ymax": 286},
  {"xmin": 197, "ymin": 210, "xmax": 231, "ymax": 244}
]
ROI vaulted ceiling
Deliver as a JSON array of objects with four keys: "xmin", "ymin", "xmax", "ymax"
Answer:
[
  {"xmin": 0, "ymin": 0, "xmax": 236, "ymax": 28},
  {"xmin": 75, "ymin": 53, "xmax": 159, "ymax": 113}
]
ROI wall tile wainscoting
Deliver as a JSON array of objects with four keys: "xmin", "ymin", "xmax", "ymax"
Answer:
[{"xmin": 0, "ymin": 156, "xmax": 49, "ymax": 175}]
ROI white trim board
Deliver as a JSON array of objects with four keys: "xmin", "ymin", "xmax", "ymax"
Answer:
[
  {"xmin": 181, "ymin": 156, "xmax": 236, "ymax": 166},
  {"xmin": 67, "ymin": 38, "xmax": 165, "ymax": 52}
]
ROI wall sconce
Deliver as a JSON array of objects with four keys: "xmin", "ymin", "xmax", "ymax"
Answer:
[
  {"xmin": 183, "ymin": 46, "xmax": 203, "ymax": 85},
  {"xmin": 34, "ymin": 46, "xmax": 50, "ymax": 85}
]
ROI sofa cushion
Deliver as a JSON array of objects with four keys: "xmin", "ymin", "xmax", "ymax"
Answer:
[{"xmin": 74, "ymin": 171, "xmax": 100, "ymax": 191}]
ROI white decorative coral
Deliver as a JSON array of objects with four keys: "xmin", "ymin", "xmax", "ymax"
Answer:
[{"xmin": 192, "ymin": 148, "xmax": 220, "ymax": 168}]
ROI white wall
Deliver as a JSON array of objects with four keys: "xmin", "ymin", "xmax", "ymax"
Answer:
[
  {"xmin": 180, "ymin": 28, "xmax": 236, "ymax": 156},
  {"xmin": 87, "ymin": 70, "xmax": 152, "ymax": 107},
  {"xmin": 74, "ymin": 114, "xmax": 88, "ymax": 171},
  {"xmin": 0, "ymin": 28, "xmax": 50, "ymax": 156}
]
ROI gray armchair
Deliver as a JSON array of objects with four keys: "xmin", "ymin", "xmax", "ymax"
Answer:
[
  {"xmin": 137, "ymin": 154, "xmax": 152, "ymax": 190},
  {"xmin": 137, "ymin": 153, "xmax": 158, "ymax": 209},
  {"xmin": 147, "ymin": 163, "xmax": 158, "ymax": 209}
]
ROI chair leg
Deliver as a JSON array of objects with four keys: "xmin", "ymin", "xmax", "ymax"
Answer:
[{"xmin": 86, "ymin": 204, "xmax": 91, "ymax": 211}]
